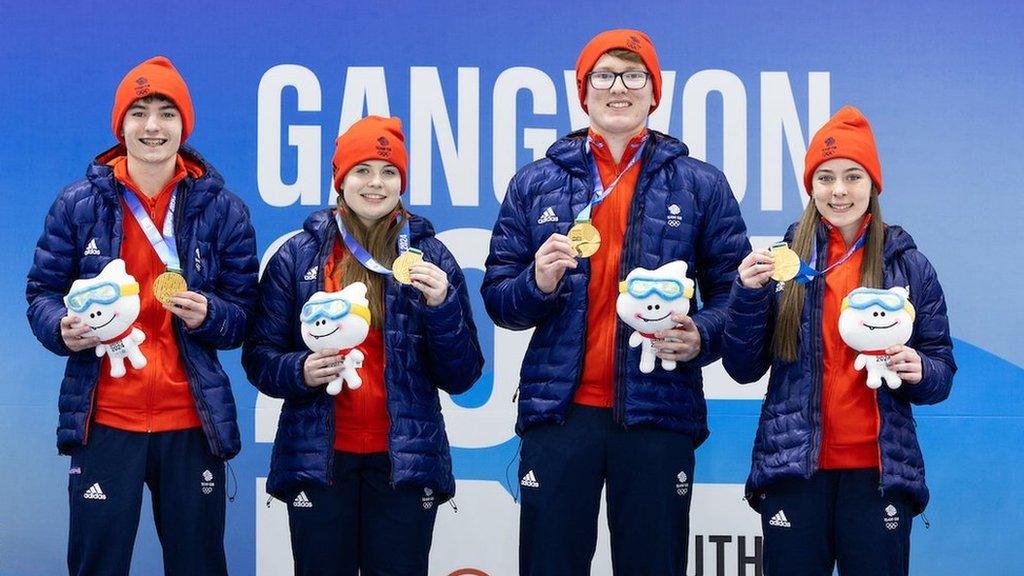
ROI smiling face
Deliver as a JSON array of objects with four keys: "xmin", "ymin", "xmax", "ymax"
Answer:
[
  {"xmin": 616, "ymin": 261, "xmax": 694, "ymax": 333},
  {"xmin": 838, "ymin": 287, "xmax": 915, "ymax": 351},
  {"xmin": 585, "ymin": 53, "xmax": 653, "ymax": 140},
  {"xmin": 121, "ymin": 96, "xmax": 182, "ymax": 167},
  {"xmin": 340, "ymin": 160, "xmax": 402, "ymax": 227},
  {"xmin": 299, "ymin": 286, "xmax": 371, "ymax": 353},
  {"xmin": 811, "ymin": 158, "xmax": 873, "ymax": 237},
  {"xmin": 65, "ymin": 259, "xmax": 140, "ymax": 341}
]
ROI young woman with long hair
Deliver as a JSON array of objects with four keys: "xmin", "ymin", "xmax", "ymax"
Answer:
[
  {"xmin": 244, "ymin": 116, "xmax": 483, "ymax": 576},
  {"xmin": 723, "ymin": 106, "xmax": 956, "ymax": 576}
]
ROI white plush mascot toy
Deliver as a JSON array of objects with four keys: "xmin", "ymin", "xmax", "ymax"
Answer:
[
  {"xmin": 616, "ymin": 261, "xmax": 696, "ymax": 374},
  {"xmin": 300, "ymin": 283, "xmax": 372, "ymax": 394},
  {"xmin": 64, "ymin": 259, "xmax": 146, "ymax": 378},
  {"xmin": 838, "ymin": 286, "xmax": 916, "ymax": 389}
]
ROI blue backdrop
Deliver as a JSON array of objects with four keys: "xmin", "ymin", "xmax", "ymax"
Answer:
[{"xmin": 1, "ymin": 2, "xmax": 1022, "ymax": 574}]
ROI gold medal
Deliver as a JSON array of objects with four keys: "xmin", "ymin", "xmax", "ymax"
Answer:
[
  {"xmin": 153, "ymin": 269, "xmax": 187, "ymax": 304},
  {"xmin": 769, "ymin": 243, "xmax": 801, "ymax": 282},
  {"xmin": 392, "ymin": 249, "xmax": 424, "ymax": 285},
  {"xmin": 568, "ymin": 221, "xmax": 601, "ymax": 258}
]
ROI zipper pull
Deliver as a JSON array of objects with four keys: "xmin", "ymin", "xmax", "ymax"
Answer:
[
  {"xmin": 265, "ymin": 495, "xmax": 274, "ymax": 508},
  {"xmin": 512, "ymin": 386, "xmax": 520, "ymax": 403},
  {"xmin": 921, "ymin": 512, "xmax": 931, "ymax": 529},
  {"xmin": 448, "ymin": 499, "xmax": 459, "ymax": 513}
]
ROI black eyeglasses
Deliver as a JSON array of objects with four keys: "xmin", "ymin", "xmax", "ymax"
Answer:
[{"xmin": 587, "ymin": 70, "xmax": 650, "ymax": 90}]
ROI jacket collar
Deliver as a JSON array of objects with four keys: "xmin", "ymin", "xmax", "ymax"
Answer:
[
  {"xmin": 302, "ymin": 208, "xmax": 435, "ymax": 246},
  {"xmin": 784, "ymin": 220, "xmax": 919, "ymax": 262}
]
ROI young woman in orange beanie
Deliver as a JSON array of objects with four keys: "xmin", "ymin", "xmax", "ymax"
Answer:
[
  {"xmin": 244, "ymin": 115, "xmax": 483, "ymax": 575},
  {"xmin": 722, "ymin": 106, "xmax": 956, "ymax": 575}
]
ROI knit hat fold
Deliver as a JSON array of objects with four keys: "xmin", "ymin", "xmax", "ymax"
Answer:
[
  {"xmin": 803, "ymin": 106, "xmax": 883, "ymax": 194},
  {"xmin": 111, "ymin": 56, "xmax": 194, "ymax": 142},
  {"xmin": 331, "ymin": 116, "xmax": 408, "ymax": 194},
  {"xmin": 575, "ymin": 29, "xmax": 662, "ymax": 113}
]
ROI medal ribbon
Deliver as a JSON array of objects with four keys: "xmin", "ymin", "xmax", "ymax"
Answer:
[
  {"xmin": 334, "ymin": 211, "xmax": 412, "ymax": 276},
  {"xmin": 795, "ymin": 229, "xmax": 867, "ymax": 284},
  {"xmin": 576, "ymin": 135, "xmax": 648, "ymax": 222},
  {"xmin": 121, "ymin": 188, "xmax": 180, "ymax": 271}
]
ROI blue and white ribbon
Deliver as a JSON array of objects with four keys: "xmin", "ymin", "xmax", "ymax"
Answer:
[
  {"xmin": 334, "ymin": 211, "xmax": 411, "ymax": 276},
  {"xmin": 122, "ymin": 188, "xmax": 180, "ymax": 271},
  {"xmin": 576, "ymin": 135, "xmax": 648, "ymax": 223}
]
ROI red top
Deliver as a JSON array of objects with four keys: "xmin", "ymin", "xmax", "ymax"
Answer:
[
  {"xmin": 819, "ymin": 216, "xmax": 880, "ymax": 469},
  {"xmin": 324, "ymin": 238, "xmax": 389, "ymax": 453},
  {"xmin": 93, "ymin": 155, "xmax": 202, "ymax": 433},
  {"xmin": 574, "ymin": 129, "xmax": 647, "ymax": 408}
]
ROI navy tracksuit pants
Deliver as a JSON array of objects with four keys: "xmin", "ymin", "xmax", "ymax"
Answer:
[
  {"xmin": 67, "ymin": 423, "xmax": 227, "ymax": 576},
  {"xmin": 518, "ymin": 405, "xmax": 696, "ymax": 576},
  {"xmin": 759, "ymin": 469, "xmax": 913, "ymax": 576},
  {"xmin": 286, "ymin": 451, "xmax": 439, "ymax": 576}
]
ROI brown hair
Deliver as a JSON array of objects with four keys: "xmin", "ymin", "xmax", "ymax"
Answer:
[
  {"xmin": 772, "ymin": 189, "xmax": 885, "ymax": 362},
  {"xmin": 604, "ymin": 48, "xmax": 644, "ymax": 65},
  {"xmin": 332, "ymin": 195, "xmax": 409, "ymax": 329}
]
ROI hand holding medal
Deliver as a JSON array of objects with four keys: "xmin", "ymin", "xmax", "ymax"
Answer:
[
  {"xmin": 334, "ymin": 211, "xmax": 447, "ymax": 306},
  {"xmin": 533, "ymin": 233, "xmax": 578, "ymax": 294},
  {"xmin": 738, "ymin": 249, "xmax": 777, "ymax": 289},
  {"xmin": 407, "ymin": 260, "xmax": 450, "ymax": 307},
  {"xmin": 120, "ymin": 187, "xmax": 208, "ymax": 329},
  {"xmin": 163, "ymin": 290, "xmax": 208, "ymax": 330}
]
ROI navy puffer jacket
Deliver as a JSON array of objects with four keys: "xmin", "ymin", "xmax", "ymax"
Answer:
[
  {"xmin": 482, "ymin": 130, "xmax": 750, "ymax": 441},
  {"xmin": 722, "ymin": 223, "xmax": 955, "ymax": 514},
  {"xmin": 244, "ymin": 209, "xmax": 483, "ymax": 501},
  {"xmin": 26, "ymin": 145, "xmax": 258, "ymax": 459}
]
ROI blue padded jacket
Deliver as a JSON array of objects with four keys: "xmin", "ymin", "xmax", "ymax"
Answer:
[
  {"xmin": 243, "ymin": 209, "xmax": 483, "ymax": 501},
  {"xmin": 723, "ymin": 223, "xmax": 955, "ymax": 514},
  {"xmin": 26, "ymin": 145, "xmax": 258, "ymax": 459},
  {"xmin": 482, "ymin": 129, "xmax": 751, "ymax": 442}
]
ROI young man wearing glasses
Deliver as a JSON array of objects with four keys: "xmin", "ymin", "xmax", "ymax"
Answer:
[
  {"xmin": 26, "ymin": 56, "xmax": 257, "ymax": 575},
  {"xmin": 482, "ymin": 30, "xmax": 751, "ymax": 575}
]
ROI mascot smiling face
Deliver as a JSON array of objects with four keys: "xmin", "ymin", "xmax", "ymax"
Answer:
[
  {"xmin": 616, "ymin": 261, "xmax": 695, "ymax": 374},
  {"xmin": 300, "ymin": 283, "xmax": 371, "ymax": 394}
]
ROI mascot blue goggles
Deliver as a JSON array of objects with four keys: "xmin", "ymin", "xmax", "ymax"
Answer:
[
  {"xmin": 300, "ymin": 298, "xmax": 351, "ymax": 323},
  {"xmin": 846, "ymin": 289, "xmax": 905, "ymax": 311},
  {"xmin": 618, "ymin": 277, "xmax": 694, "ymax": 300},
  {"xmin": 65, "ymin": 282, "xmax": 140, "ymax": 313}
]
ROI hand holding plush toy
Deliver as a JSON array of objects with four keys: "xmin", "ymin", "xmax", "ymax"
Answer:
[
  {"xmin": 838, "ymin": 286, "xmax": 915, "ymax": 389},
  {"xmin": 300, "ymin": 284, "xmax": 372, "ymax": 394},
  {"xmin": 64, "ymin": 259, "xmax": 147, "ymax": 378},
  {"xmin": 615, "ymin": 261, "xmax": 696, "ymax": 374}
]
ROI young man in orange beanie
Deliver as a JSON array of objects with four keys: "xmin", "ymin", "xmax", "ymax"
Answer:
[
  {"xmin": 26, "ymin": 56, "xmax": 258, "ymax": 575},
  {"xmin": 483, "ymin": 30, "xmax": 751, "ymax": 575}
]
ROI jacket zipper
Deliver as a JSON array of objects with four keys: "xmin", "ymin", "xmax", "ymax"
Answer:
[
  {"xmin": 173, "ymin": 183, "xmax": 223, "ymax": 458},
  {"xmin": 383, "ymin": 281, "xmax": 397, "ymax": 488},
  {"xmin": 83, "ymin": 199, "xmax": 126, "ymax": 445},
  {"xmin": 319, "ymin": 225, "xmax": 337, "ymax": 486},
  {"xmin": 875, "ymin": 390, "xmax": 885, "ymax": 495},
  {"xmin": 613, "ymin": 142, "xmax": 653, "ymax": 426},
  {"xmin": 807, "ymin": 227, "xmax": 826, "ymax": 475},
  {"xmin": 566, "ymin": 178, "xmax": 593, "ymax": 425}
]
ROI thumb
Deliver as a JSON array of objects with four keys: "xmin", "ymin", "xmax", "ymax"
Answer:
[{"xmin": 672, "ymin": 313, "xmax": 696, "ymax": 330}]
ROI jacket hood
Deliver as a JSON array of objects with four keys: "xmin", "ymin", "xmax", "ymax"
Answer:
[
  {"xmin": 84, "ymin": 144, "xmax": 226, "ymax": 211},
  {"xmin": 545, "ymin": 129, "xmax": 689, "ymax": 179}
]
